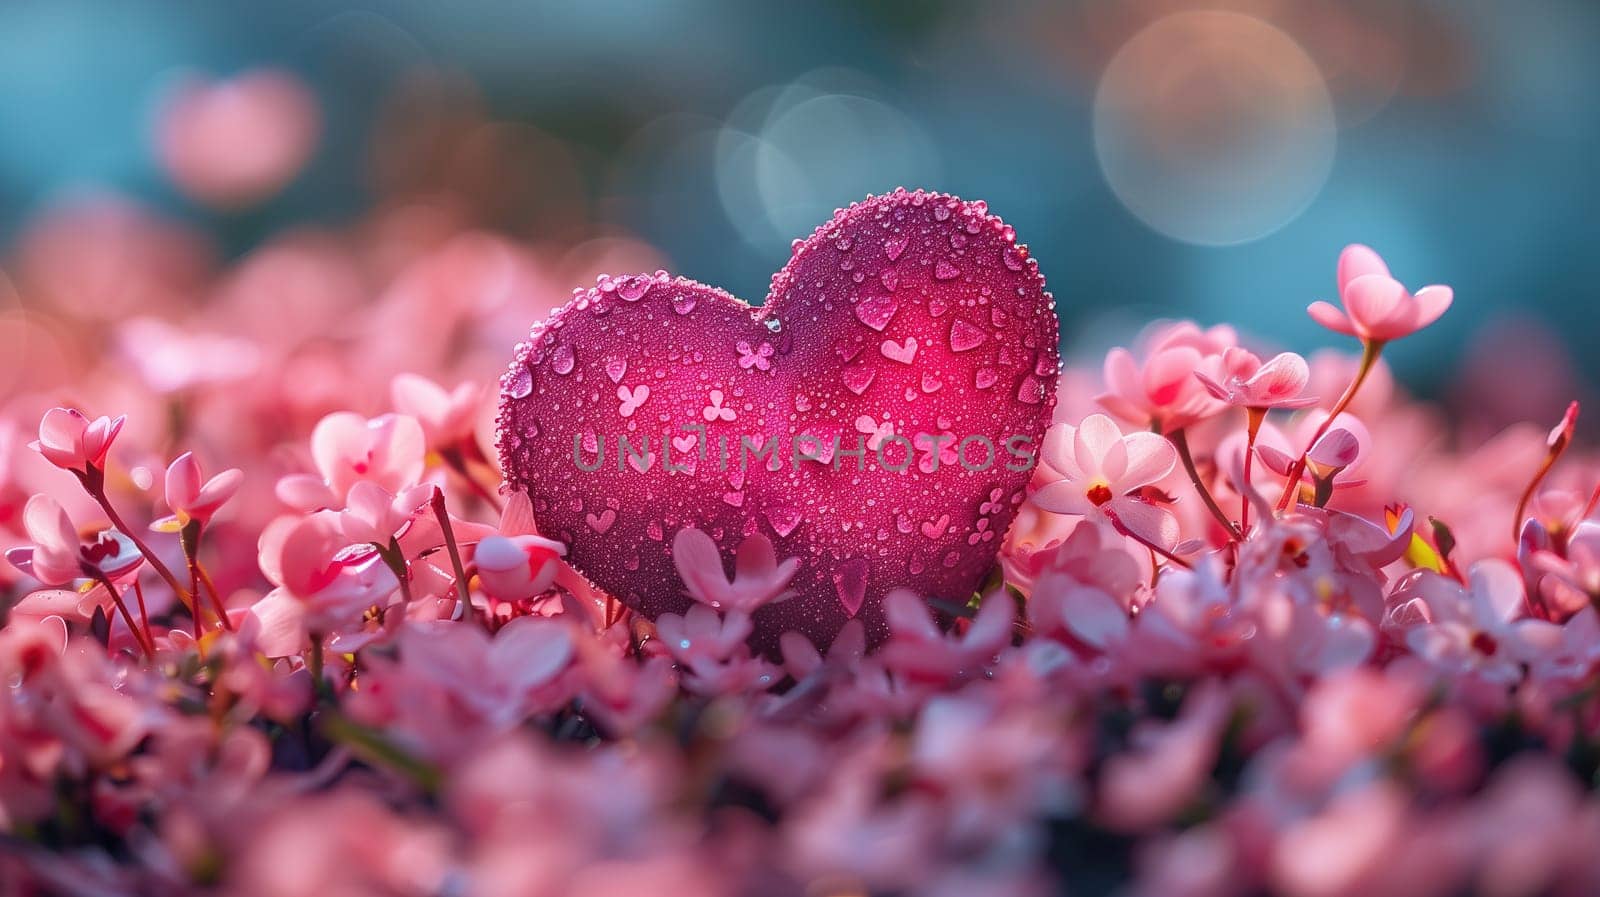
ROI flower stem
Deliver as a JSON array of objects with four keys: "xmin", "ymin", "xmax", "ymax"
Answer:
[
  {"xmin": 89, "ymin": 570, "xmax": 152, "ymax": 657},
  {"xmin": 129, "ymin": 578, "xmax": 155, "ymax": 649},
  {"xmin": 1170, "ymin": 429, "xmax": 1242, "ymax": 541},
  {"xmin": 81, "ymin": 470, "xmax": 193, "ymax": 609},
  {"xmin": 194, "ymin": 561, "xmax": 233, "ymax": 630},
  {"xmin": 430, "ymin": 488, "xmax": 474, "ymax": 623},
  {"xmin": 1241, "ymin": 407, "xmax": 1266, "ymax": 535},
  {"xmin": 1514, "ymin": 402, "xmax": 1579, "ymax": 543},
  {"xmin": 1276, "ymin": 340, "xmax": 1384, "ymax": 512}
]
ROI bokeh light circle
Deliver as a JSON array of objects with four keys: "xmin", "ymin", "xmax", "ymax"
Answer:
[
  {"xmin": 714, "ymin": 73, "xmax": 940, "ymax": 257},
  {"xmin": 1093, "ymin": 11, "xmax": 1336, "ymax": 246}
]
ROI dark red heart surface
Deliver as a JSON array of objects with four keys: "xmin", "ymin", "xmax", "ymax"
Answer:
[{"xmin": 497, "ymin": 190, "xmax": 1059, "ymax": 650}]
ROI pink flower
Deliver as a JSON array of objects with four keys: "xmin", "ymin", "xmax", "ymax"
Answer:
[
  {"xmin": 6, "ymin": 495, "xmax": 145, "ymax": 588},
  {"xmin": 152, "ymin": 452, "xmax": 243, "ymax": 531},
  {"xmin": 1097, "ymin": 321, "xmax": 1234, "ymax": 432},
  {"xmin": 30, "ymin": 408, "xmax": 125, "ymax": 474},
  {"xmin": 876, "ymin": 588, "xmax": 1014, "ymax": 682},
  {"xmin": 671, "ymin": 526, "xmax": 799, "ymax": 615},
  {"xmin": 1400, "ymin": 560, "xmax": 1546, "ymax": 684},
  {"xmin": 154, "ymin": 69, "xmax": 320, "ymax": 208},
  {"xmin": 249, "ymin": 511, "xmax": 397, "ymax": 651},
  {"xmin": 474, "ymin": 533, "xmax": 567, "ymax": 602},
  {"xmin": 6, "ymin": 494, "xmax": 85, "ymax": 585},
  {"xmin": 654, "ymin": 603, "xmax": 780, "ymax": 694},
  {"xmin": 1307, "ymin": 244, "xmax": 1453, "ymax": 342},
  {"xmin": 1031, "ymin": 413, "xmax": 1179, "ymax": 548},
  {"xmin": 276, "ymin": 412, "xmax": 426, "ymax": 510},
  {"xmin": 390, "ymin": 373, "xmax": 484, "ymax": 449},
  {"xmin": 1027, "ymin": 522, "xmax": 1144, "ymax": 654},
  {"xmin": 335, "ymin": 481, "xmax": 433, "ymax": 547},
  {"xmin": 1194, "ymin": 348, "xmax": 1315, "ymax": 410}
]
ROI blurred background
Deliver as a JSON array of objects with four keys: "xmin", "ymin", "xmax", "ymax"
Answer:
[{"xmin": 0, "ymin": 0, "xmax": 1595, "ymax": 421}]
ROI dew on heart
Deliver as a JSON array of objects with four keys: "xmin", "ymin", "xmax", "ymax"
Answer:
[
  {"xmin": 507, "ymin": 366, "xmax": 534, "ymax": 398},
  {"xmin": 551, "ymin": 344, "xmax": 576, "ymax": 375},
  {"xmin": 950, "ymin": 319, "xmax": 988, "ymax": 352},
  {"xmin": 499, "ymin": 189, "xmax": 1058, "ymax": 651},
  {"xmin": 853, "ymin": 294, "xmax": 899, "ymax": 331}
]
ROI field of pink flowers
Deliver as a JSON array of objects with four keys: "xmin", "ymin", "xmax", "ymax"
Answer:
[{"xmin": 7, "ymin": 72, "xmax": 1600, "ymax": 897}]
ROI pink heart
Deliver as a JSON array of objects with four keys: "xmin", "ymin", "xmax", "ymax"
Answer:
[{"xmin": 498, "ymin": 190, "xmax": 1058, "ymax": 651}]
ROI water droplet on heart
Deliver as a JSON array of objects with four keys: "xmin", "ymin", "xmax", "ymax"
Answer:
[
  {"xmin": 950, "ymin": 319, "xmax": 988, "ymax": 352},
  {"xmin": 552, "ymin": 345, "xmax": 576, "ymax": 375},
  {"xmin": 1035, "ymin": 354, "xmax": 1058, "ymax": 377},
  {"xmin": 991, "ymin": 307, "xmax": 1010, "ymax": 328},
  {"xmin": 508, "ymin": 366, "xmax": 534, "ymax": 398},
  {"xmin": 934, "ymin": 259, "xmax": 961, "ymax": 281},
  {"xmin": 842, "ymin": 366, "xmax": 876, "ymax": 395},
  {"xmin": 942, "ymin": 550, "xmax": 961, "ymax": 568},
  {"xmin": 928, "ymin": 298, "xmax": 949, "ymax": 317},
  {"xmin": 835, "ymin": 236, "xmax": 852, "ymax": 251},
  {"xmin": 976, "ymin": 368, "xmax": 999, "ymax": 389},
  {"xmin": 1002, "ymin": 245, "xmax": 1026, "ymax": 271},
  {"xmin": 854, "ymin": 295, "xmax": 899, "ymax": 331},
  {"xmin": 766, "ymin": 506, "xmax": 802, "ymax": 537},
  {"xmin": 671, "ymin": 294, "xmax": 698, "ymax": 315},
  {"xmin": 605, "ymin": 358, "xmax": 627, "ymax": 383},
  {"xmin": 950, "ymin": 233, "xmax": 967, "ymax": 249},
  {"xmin": 920, "ymin": 372, "xmax": 942, "ymax": 394},
  {"xmin": 617, "ymin": 276, "xmax": 650, "ymax": 302},
  {"xmin": 909, "ymin": 557, "xmax": 926, "ymax": 574},
  {"xmin": 933, "ymin": 203, "xmax": 952, "ymax": 222},
  {"xmin": 884, "ymin": 235, "xmax": 908, "ymax": 261},
  {"xmin": 1017, "ymin": 375, "xmax": 1047, "ymax": 404},
  {"xmin": 832, "ymin": 559, "xmax": 870, "ymax": 617},
  {"xmin": 896, "ymin": 513, "xmax": 914, "ymax": 533},
  {"xmin": 879, "ymin": 269, "xmax": 898, "ymax": 291}
]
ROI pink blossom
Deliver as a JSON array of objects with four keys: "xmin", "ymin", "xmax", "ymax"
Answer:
[
  {"xmin": 152, "ymin": 452, "xmax": 243, "ymax": 531},
  {"xmin": 276, "ymin": 412, "xmax": 426, "ymax": 509},
  {"xmin": 876, "ymin": 588, "xmax": 1014, "ymax": 682},
  {"xmin": 1031, "ymin": 413, "xmax": 1179, "ymax": 548},
  {"xmin": 474, "ymin": 533, "xmax": 567, "ymax": 602},
  {"xmin": 1399, "ymin": 560, "xmax": 1547, "ymax": 684},
  {"xmin": 390, "ymin": 372, "xmax": 484, "ymax": 449},
  {"xmin": 1307, "ymin": 244, "xmax": 1453, "ymax": 342},
  {"xmin": 6, "ymin": 495, "xmax": 145, "ymax": 592},
  {"xmin": 30, "ymin": 408, "xmax": 125, "ymax": 474},
  {"xmin": 249, "ymin": 511, "xmax": 396, "ymax": 650},
  {"xmin": 654, "ymin": 603, "xmax": 780, "ymax": 694},
  {"xmin": 1097, "ymin": 321, "xmax": 1235, "ymax": 432},
  {"xmin": 5, "ymin": 494, "xmax": 84, "ymax": 585},
  {"xmin": 1195, "ymin": 348, "xmax": 1315, "ymax": 409},
  {"xmin": 1028, "ymin": 522, "xmax": 1143, "ymax": 654},
  {"xmin": 671, "ymin": 526, "xmax": 799, "ymax": 614}
]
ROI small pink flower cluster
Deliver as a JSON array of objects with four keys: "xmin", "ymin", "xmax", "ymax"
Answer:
[{"xmin": 7, "ymin": 202, "xmax": 1600, "ymax": 897}]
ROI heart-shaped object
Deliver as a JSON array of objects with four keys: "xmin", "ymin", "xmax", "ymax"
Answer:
[{"xmin": 498, "ymin": 190, "xmax": 1058, "ymax": 651}]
